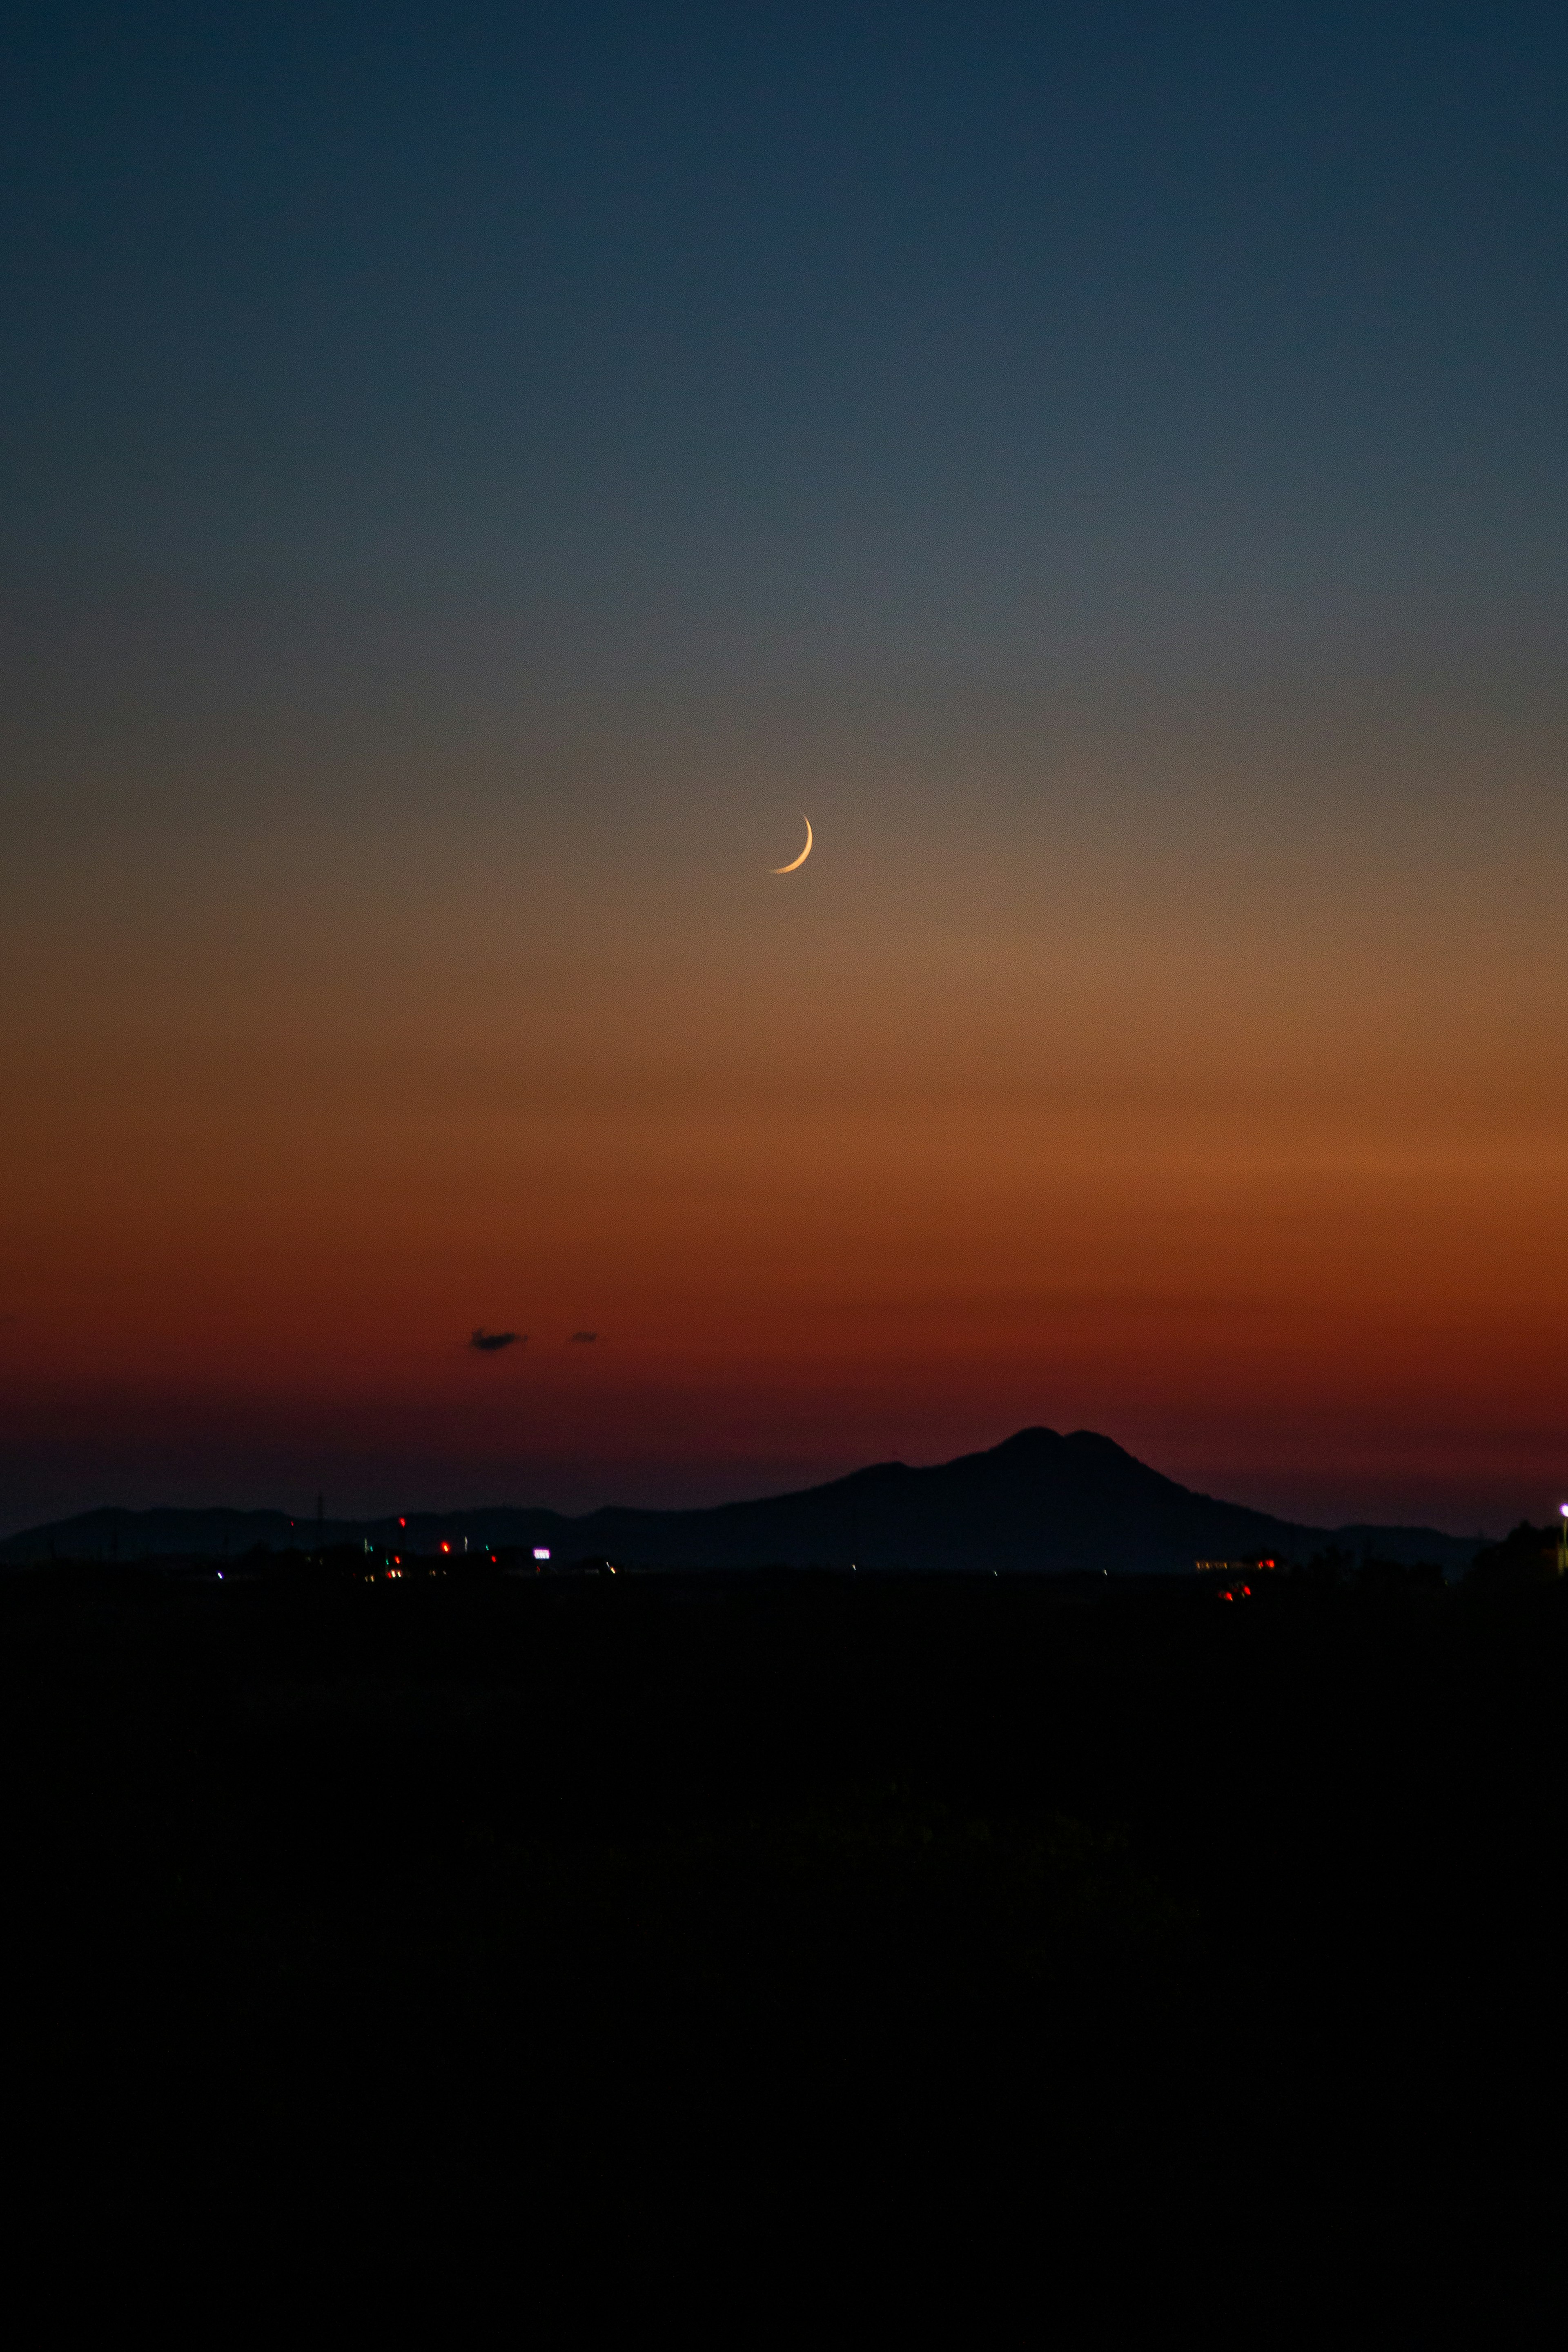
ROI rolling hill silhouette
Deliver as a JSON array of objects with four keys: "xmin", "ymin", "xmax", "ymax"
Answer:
[{"xmin": 0, "ymin": 1427, "xmax": 1482, "ymax": 1575}]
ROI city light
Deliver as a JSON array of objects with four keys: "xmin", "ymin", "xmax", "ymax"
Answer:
[{"xmin": 533, "ymin": 1546, "xmax": 550, "ymax": 1561}]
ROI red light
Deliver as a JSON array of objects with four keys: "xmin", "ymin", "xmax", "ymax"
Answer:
[
  {"xmin": 441, "ymin": 1542, "xmax": 450, "ymax": 1554},
  {"xmin": 399, "ymin": 1518, "xmax": 406, "ymax": 1529},
  {"xmin": 1242, "ymin": 1585, "xmax": 1252, "ymax": 1596}
]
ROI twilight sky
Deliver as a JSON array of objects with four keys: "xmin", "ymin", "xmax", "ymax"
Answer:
[{"xmin": 5, "ymin": 2, "xmax": 1568, "ymax": 1534}]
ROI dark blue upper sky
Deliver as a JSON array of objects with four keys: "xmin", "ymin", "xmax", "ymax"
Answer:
[{"xmin": 6, "ymin": 0, "xmax": 1568, "ymax": 708}]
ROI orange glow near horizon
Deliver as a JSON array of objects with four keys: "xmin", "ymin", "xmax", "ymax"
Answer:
[{"xmin": 5, "ymin": 703, "xmax": 1568, "ymax": 1537}]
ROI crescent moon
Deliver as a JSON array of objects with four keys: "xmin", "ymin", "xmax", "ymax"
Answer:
[{"xmin": 772, "ymin": 816, "xmax": 813, "ymax": 874}]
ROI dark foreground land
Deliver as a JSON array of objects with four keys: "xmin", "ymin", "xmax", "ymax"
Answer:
[{"xmin": 4, "ymin": 1563, "xmax": 1565, "ymax": 2249}]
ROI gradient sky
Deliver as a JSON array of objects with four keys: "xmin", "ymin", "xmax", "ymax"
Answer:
[{"xmin": 5, "ymin": 2, "xmax": 1568, "ymax": 1534}]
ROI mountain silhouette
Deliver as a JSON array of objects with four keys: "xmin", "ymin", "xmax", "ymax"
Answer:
[{"xmin": 0, "ymin": 1427, "xmax": 1482, "ymax": 1574}]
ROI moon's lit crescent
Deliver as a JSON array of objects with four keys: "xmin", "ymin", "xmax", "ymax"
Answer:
[{"xmin": 772, "ymin": 816, "xmax": 813, "ymax": 874}]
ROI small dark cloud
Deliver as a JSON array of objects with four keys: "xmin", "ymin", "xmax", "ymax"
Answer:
[
  {"xmin": 570, "ymin": 1330, "xmax": 598, "ymax": 1344},
  {"xmin": 470, "ymin": 1328, "xmax": 523, "ymax": 1353}
]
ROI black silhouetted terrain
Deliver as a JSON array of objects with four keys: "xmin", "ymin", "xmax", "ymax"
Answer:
[
  {"xmin": 1467, "ymin": 1518, "xmax": 1563, "ymax": 1587},
  {"xmin": 0, "ymin": 1425, "xmax": 1483, "ymax": 1573},
  {"xmin": 2, "ymin": 1555, "xmax": 1561, "ymax": 2263}
]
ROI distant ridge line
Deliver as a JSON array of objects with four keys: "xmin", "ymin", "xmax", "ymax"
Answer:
[{"xmin": 0, "ymin": 1427, "xmax": 1485, "ymax": 1576}]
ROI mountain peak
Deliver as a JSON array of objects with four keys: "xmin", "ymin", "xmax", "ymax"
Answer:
[{"xmin": 990, "ymin": 1426, "xmax": 1062, "ymax": 1452}]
